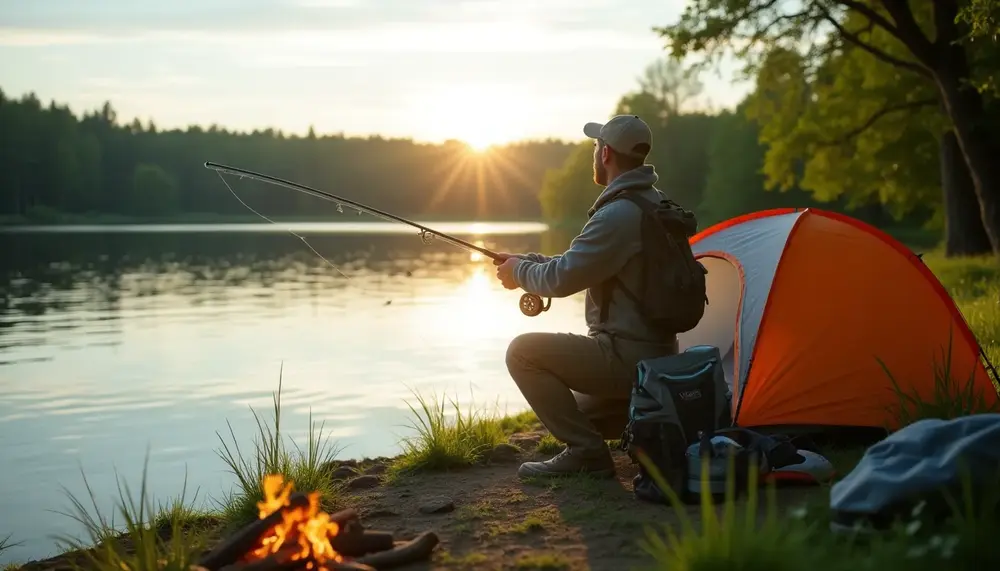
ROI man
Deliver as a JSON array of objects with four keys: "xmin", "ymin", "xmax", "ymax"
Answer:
[{"xmin": 494, "ymin": 114, "xmax": 679, "ymax": 479}]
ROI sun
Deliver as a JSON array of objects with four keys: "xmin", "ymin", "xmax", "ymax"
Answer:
[
  {"xmin": 407, "ymin": 84, "xmax": 534, "ymax": 151},
  {"xmin": 464, "ymin": 135, "xmax": 495, "ymax": 153}
]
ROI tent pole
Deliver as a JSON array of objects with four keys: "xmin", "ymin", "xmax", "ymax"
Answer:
[{"xmin": 980, "ymin": 345, "xmax": 1000, "ymax": 394}]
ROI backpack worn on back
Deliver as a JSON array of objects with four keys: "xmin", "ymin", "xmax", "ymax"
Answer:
[{"xmin": 598, "ymin": 192, "xmax": 708, "ymax": 337}]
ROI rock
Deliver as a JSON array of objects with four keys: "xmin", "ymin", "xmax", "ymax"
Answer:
[
  {"xmin": 509, "ymin": 432, "xmax": 543, "ymax": 448},
  {"xmin": 332, "ymin": 465, "xmax": 358, "ymax": 481},
  {"xmin": 418, "ymin": 498, "xmax": 455, "ymax": 514},
  {"xmin": 347, "ymin": 475, "xmax": 381, "ymax": 490},
  {"xmin": 365, "ymin": 463, "xmax": 388, "ymax": 475},
  {"xmin": 487, "ymin": 443, "xmax": 521, "ymax": 463},
  {"xmin": 366, "ymin": 508, "xmax": 400, "ymax": 518}
]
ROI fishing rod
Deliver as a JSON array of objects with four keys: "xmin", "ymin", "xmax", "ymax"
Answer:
[{"xmin": 204, "ymin": 161, "xmax": 552, "ymax": 317}]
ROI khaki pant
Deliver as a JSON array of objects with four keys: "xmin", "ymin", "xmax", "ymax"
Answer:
[{"xmin": 505, "ymin": 331, "xmax": 677, "ymax": 452}]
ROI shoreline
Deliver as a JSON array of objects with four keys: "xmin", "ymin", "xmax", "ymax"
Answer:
[
  {"xmin": 0, "ymin": 213, "xmax": 548, "ymax": 228},
  {"xmin": 4, "ymin": 396, "xmax": 1000, "ymax": 571}
]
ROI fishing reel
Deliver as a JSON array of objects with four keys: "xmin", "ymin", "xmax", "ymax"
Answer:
[{"xmin": 519, "ymin": 293, "xmax": 552, "ymax": 317}]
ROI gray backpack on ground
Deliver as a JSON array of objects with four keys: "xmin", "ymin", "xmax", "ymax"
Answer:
[{"xmin": 620, "ymin": 344, "xmax": 732, "ymax": 503}]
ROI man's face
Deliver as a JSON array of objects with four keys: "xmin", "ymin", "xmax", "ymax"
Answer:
[{"xmin": 592, "ymin": 140, "xmax": 608, "ymax": 186}]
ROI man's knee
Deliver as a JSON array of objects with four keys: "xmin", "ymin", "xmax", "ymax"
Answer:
[{"xmin": 505, "ymin": 333, "xmax": 542, "ymax": 387}]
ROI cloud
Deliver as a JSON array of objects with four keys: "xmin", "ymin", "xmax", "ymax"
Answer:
[
  {"xmin": 0, "ymin": 19, "xmax": 661, "ymax": 54},
  {"xmin": 0, "ymin": 0, "xmax": 681, "ymax": 47},
  {"xmin": 0, "ymin": 28, "xmax": 117, "ymax": 47},
  {"xmin": 0, "ymin": 0, "xmax": 389, "ymax": 37}
]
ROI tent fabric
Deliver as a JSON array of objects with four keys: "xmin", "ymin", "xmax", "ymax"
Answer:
[
  {"xmin": 677, "ymin": 208, "xmax": 998, "ymax": 432},
  {"xmin": 829, "ymin": 414, "xmax": 1000, "ymax": 531}
]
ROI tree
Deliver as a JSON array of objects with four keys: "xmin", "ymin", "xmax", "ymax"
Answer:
[
  {"xmin": 745, "ymin": 38, "xmax": 990, "ymax": 254},
  {"xmin": 622, "ymin": 57, "xmax": 706, "ymax": 125},
  {"xmin": 538, "ymin": 142, "xmax": 601, "ymax": 225},
  {"xmin": 657, "ymin": 0, "xmax": 1000, "ymax": 254},
  {"xmin": 615, "ymin": 57, "xmax": 715, "ymax": 210},
  {"xmin": 700, "ymin": 101, "xmax": 823, "ymax": 225},
  {"xmin": 128, "ymin": 163, "xmax": 178, "ymax": 216}
]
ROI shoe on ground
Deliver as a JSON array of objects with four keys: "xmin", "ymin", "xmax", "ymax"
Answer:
[{"xmin": 517, "ymin": 445, "xmax": 616, "ymax": 479}]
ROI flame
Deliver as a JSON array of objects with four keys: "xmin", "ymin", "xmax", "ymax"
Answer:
[{"xmin": 248, "ymin": 474, "xmax": 343, "ymax": 569}]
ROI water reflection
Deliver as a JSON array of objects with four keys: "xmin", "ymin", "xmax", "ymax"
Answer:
[
  {"xmin": 0, "ymin": 223, "xmax": 582, "ymax": 565},
  {"xmin": 0, "ymin": 226, "xmax": 570, "ymax": 364}
]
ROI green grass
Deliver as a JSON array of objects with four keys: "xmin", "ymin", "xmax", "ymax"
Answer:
[
  {"xmin": 389, "ymin": 389, "xmax": 540, "ymax": 476},
  {"xmin": 634, "ymin": 447, "xmax": 1000, "ymax": 571},
  {"xmin": 52, "ymin": 455, "xmax": 210, "ymax": 571},
  {"xmin": 923, "ymin": 252, "xmax": 1000, "ymax": 394},
  {"xmin": 535, "ymin": 433, "xmax": 563, "ymax": 454},
  {"xmin": 0, "ymin": 535, "xmax": 21, "ymax": 570},
  {"xmin": 213, "ymin": 365, "xmax": 343, "ymax": 527}
]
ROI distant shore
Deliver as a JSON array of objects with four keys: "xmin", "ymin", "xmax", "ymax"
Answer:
[{"xmin": 0, "ymin": 212, "xmax": 545, "ymax": 228}]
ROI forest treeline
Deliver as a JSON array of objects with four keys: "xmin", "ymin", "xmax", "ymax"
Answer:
[
  {"xmin": 541, "ymin": 0, "xmax": 1000, "ymax": 257},
  {"xmin": 5, "ymin": 1, "xmax": 1000, "ymax": 258},
  {"xmin": 0, "ymin": 93, "xmax": 575, "ymax": 222}
]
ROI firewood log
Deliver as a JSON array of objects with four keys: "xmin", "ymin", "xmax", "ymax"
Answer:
[
  {"xmin": 353, "ymin": 531, "xmax": 439, "ymax": 569},
  {"xmin": 330, "ymin": 530, "xmax": 395, "ymax": 557},
  {"xmin": 215, "ymin": 546, "xmax": 306, "ymax": 571},
  {"xmin": 328, "ymin": 563, "xmax": 376, "ymax": 571},
  {"xmin": 326, "ymin": 508, "xmax": 359, "ymax": 527},
  {"xmin": 197, "ymin": 493, "xmax": 310, "ymax": 570}
]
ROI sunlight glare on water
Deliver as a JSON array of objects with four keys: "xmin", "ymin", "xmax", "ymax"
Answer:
[{"xmin": 0, "ymin": 222, "xmax": 585, "ymax": 565}]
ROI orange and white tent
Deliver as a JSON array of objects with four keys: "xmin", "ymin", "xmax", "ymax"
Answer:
[{"xmin": 677, "ymin": 208, "xmax": 998, "ymax": 433}]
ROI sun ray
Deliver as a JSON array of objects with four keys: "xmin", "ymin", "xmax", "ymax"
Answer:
[
  {"xmin": 482, "ymin": 157, "xmax": 515, "ymax": 216},
  {"xmin": 487, "ymin": 150, "xmax": 550, "ymax": 192},
  {"xmin": 423, "ymin": 151, "xmax": 474, "ymax": 213},
  {"xmin": 475, "ymin": 157, "xmax": 487, "ymax": 219}
]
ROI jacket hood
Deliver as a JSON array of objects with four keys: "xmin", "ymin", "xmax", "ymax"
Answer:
[{"xmin": 587, "ymin": 165, "xmax": 659, "ymax": 217}]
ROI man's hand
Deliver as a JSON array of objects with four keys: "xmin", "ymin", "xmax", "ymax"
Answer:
[
  {"xmin": 495, "ymin": 257, "xmax": 519, "ymax": 290},
  {"xmin": 492, "ymin": 252, "xmax": 516, "ymax": 266}
]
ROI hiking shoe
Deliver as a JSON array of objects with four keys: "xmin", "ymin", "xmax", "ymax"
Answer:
[{"xmin": 517, "ymin": 445, "xmax": 616, "ymax": 479}]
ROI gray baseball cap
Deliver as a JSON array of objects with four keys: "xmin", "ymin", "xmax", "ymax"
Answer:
[{"xmin": 583, "ymin": 114, "xmax": 652, "ymax": 160}]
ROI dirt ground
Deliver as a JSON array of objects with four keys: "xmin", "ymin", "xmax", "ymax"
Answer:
[
  {"xmin": 341, "ymin": 432, "xmax": 824, "ymax": 571},
  {"xmin": 15, "ymin": 431, "xmax": 830, "ymax": 571}
]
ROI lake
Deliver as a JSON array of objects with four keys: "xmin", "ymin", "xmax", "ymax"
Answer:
[{"xmin": 0, "ymin": 221, "xmax": 586, "ymax": 565}]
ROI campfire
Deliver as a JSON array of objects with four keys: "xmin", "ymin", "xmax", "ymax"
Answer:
[{"xmin": 193, "ymin": 474, "xmax": 439, "ymax": 571}]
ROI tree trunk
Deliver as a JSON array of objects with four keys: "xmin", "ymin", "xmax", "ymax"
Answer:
[
  {"xmin": 940, "ymin": 129, "xmax": 992, "ymax": 256},
  {"xmin": 932, "ymin": 52, "xmax": 1000, "ymax": 254}
]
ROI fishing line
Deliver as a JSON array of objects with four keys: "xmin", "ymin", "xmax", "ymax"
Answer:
[
  {"xmin": 215, "ymin": 171, "xmax": 351, "ymax": 279},
  {"xmin": 207, "ymin": 161, "xmax": 552, "ymax": 317}
]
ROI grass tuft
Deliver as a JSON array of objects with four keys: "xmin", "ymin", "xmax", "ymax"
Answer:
[
  {"xmin": 635, "ymin": 448, "xmax": 828, "ymax": 571},
  {"xmin": 52, "ymin": 453, "xmax": 208, "ymax": 571},
  {"xmin": 879, "ymin": 328, "xmax": 1000, "ymax": 428},
  {"xmin": 214, "ymin": 364, "xmax": 342, "ymax": 527},
  {"xmin": 536, "ymin": 433, "xmax": 563, "ymax": 454},
  {"xmin": 390, "ymin": 390, "xmax": 523, "ymax": 475}
]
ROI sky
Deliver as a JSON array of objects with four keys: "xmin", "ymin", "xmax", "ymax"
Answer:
[{"xmin": 0, "ymin": 0, "xmax": 753, "ymax": 146}]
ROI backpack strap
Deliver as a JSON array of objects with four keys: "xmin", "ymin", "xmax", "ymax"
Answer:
[{"xmin": 597, "ymin": 191, "xmax": 657, "ymax": 328}]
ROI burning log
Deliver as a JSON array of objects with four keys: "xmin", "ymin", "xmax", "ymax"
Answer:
[
  {"xmin": 197, "ymin": 474, "xmax": 437, "ymax": 571},
  {"xmin": 198, "ymin": 493, "xmax": 312, "ymax": 570}
]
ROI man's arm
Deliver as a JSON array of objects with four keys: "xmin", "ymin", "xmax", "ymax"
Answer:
[
  {"xmin": 494, "ymin": 252, "xmax": 561, "ymax": 264},
  {"xmin": 520, "ymin": 253, "xmax": 561, "ymax": 263},
  {"xmin": 510, "ymin": 202, "xmax": 640, "ymax": 298}
]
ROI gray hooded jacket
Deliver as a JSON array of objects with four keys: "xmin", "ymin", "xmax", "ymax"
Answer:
[{"xmin": 511, "ymin": 165, "xmax": 673, "ymax": 345}]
